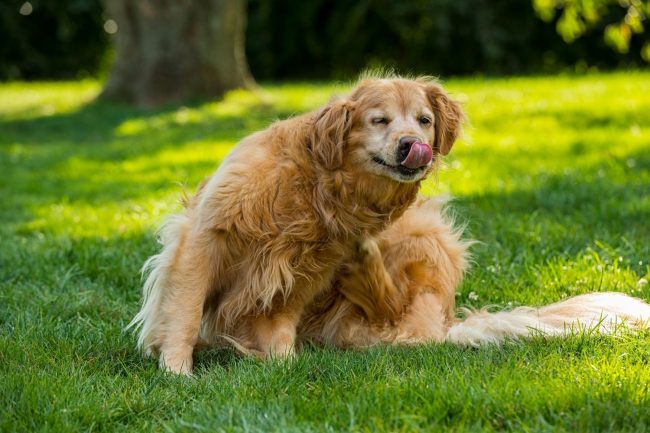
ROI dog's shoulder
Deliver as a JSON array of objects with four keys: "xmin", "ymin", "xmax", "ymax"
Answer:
[{"xmin": 190, "ymin": 117, "xmax": 318, "ymax": 235}]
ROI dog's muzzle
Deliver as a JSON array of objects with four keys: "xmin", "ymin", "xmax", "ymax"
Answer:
[{"xmin": 396, "ymin": 136, "xmax": 433, "ymax": 169}]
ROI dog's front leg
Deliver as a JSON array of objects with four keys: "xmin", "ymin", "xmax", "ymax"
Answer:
[
  {"xmin": 251, "ymin": 273, "xmax": 333, "ymax": 358},
  {"xmin": 157, "ymin": 234, "xmax": 220, "ymax": 375},
  {"xmin": 252, "ymin": 309, "xmax": 300, "ymax": 358}
]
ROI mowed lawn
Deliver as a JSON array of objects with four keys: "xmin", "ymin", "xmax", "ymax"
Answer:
[{"xmin": 1, "ymin": 72, "xmax": 650, "ymax": 432}]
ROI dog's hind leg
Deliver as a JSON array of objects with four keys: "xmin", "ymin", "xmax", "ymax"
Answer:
[
  {"xmin": 337, "ymin": 238, "xmax": 404, "ymax": 324},
  {"xmin": 157, "ymin": 232, "xmax": 224, "ymax": 374}
]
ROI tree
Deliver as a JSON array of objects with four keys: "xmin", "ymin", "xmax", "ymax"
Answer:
[
  {"xmin": 533, "ymin": 0, "xmax": 650, "ymax": 62},
  {"xmin": 101, "ymin": 0, "xmax": 255, "ymax": 108}
]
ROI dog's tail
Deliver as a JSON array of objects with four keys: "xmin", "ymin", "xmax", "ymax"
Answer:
[
  {"xmin": 445, "ymin": 292, "xmax": 650, "ymax": 347},
  {"xmin": 126, "ymin": 212, "xmax": 190, "ymax": 355}
]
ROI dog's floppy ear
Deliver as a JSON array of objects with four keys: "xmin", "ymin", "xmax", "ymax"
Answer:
[
  {"xmin": 425, "ymin": 83, "xmax": 464, "ymax": 156},
  {"xmin": 310, "ymin": 99, "xmax": 352, "ymax": 170}
]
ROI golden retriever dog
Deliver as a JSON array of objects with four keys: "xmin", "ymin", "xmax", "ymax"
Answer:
[
  {"xmin": 129, "ymin": 75, "xmax": 464, "ymax": 374},
  {"xmin": 130, "ymin": 75, "xmax": 650, "ymax": 374}
]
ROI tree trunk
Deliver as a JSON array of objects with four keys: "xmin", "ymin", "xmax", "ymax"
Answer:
[{"xmin": 101, "ymin": 0, "xmax": 254, "ymax": 108}]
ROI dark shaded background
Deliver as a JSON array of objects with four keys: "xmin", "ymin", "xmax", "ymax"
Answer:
[{"xmin": 1, "ymin": 0, "xmax": 648, "ymax": 81}]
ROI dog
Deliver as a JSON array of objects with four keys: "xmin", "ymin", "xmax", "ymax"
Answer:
[
  {"xmin": 129, "ymin": 75, "xmax": 464, "ymax": 374},
  {"xmin": 130, "ymin": 75, "xmax": 650, "ymax": 374}
]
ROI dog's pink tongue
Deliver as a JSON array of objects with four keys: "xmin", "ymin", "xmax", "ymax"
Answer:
[{"xmin": 400, "ymin": 141, "xmax": 433, "ymax": 169}]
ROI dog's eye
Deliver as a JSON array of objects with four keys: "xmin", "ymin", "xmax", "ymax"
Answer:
[
  {"xmin": 372, "ymin": 117, "xmax": 389, "ymax": 125},
  {"xmin": 419, "ymin": 116, "xmax": 432, "ymax": 125}
]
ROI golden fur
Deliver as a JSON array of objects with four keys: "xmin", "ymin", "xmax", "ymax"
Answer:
[
  {"xmin": 299, "ymin": 196, "xmax": 472, "ymax": 347},
  {"xmin": 130, "ymin": 75, "xmax": 650, "ymax": 374}
]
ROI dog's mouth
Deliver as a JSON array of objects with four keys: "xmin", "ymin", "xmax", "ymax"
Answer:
[
  {"xmin": 372, "ymin": 156, "xmax": 425, "ymax": 178},
  {"xmin": 371, "ymin": 140, "xmax": 434, "ymax": 181}
]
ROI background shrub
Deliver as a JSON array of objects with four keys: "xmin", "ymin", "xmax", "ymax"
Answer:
[
  {"xmin": 0, "ymin": 0, "xmax": 109, "ymax": 80},
  {"xmin": 1, "ymin": 0, "xmax": 647, "ymax": 81},
  {"xmin": 246, "ymin": 0, "xmax": 648, "ymax": 79}
]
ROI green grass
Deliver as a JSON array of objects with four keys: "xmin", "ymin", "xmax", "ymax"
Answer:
[{"xmin": 1, "ymin": 72, "xmax": 650, "ymax": 432}]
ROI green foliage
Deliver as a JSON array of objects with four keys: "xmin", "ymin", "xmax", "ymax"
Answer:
[
  {"xmin": 246, "ymin": 0, "xmax": 648, "ymax": 79},
  {"xmin": 534, "ymin": 0, "xmax": 650, "ymax": 61},
  {"xmin": 1, "ymin": 74, "xmax": 650, "ymax": 431}
]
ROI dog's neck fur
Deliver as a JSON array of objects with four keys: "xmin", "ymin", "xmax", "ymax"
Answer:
[
  {"xmin": 311, "ymin": 158, "xmax": 420, "ymax": 241},
  {"xmin": 278, "ymin": 113, "xmax": 421, "ymax": 240}
]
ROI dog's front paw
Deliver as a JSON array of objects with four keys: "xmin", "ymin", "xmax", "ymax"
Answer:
[{"xmin": 159, "ymin": 350, "xmax": 193, "ymax": 376}]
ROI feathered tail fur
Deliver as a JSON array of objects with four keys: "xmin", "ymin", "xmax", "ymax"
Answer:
[
  {"xmin": 446, "ymin": 292, "xmax": 650, "ymax": 346},
  {"xmin": 127, "ymin": 213, "xmax": 190, "ymax": 354}
]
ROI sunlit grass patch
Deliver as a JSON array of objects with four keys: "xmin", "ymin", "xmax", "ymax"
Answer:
[{"xmin": 0, "ymin": 80, "xmax": 100, "ymax": 121}]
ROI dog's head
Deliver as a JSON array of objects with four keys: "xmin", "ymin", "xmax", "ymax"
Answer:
[{"xmin": 310, "ymin": 77, "xmax": 464, "ymax": 183}]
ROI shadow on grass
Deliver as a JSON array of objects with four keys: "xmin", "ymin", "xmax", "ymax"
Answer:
[
  {"xmin": 1, "ymin": 96, "xmax": 299, "ymax": 226},
  {"xmin": 1, "ymin": 96, "xmax": 296, "ymax": 157},
  {"xmin": 458, "ymin": 147, "xmax": 650, "ymax": 250}
]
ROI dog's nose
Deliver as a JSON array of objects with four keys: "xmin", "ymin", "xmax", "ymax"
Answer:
[{"xmin": 397, "ymin": 136, "xmax": 419, "ymax": 162}]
